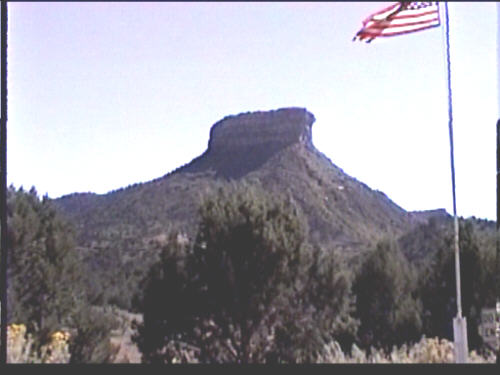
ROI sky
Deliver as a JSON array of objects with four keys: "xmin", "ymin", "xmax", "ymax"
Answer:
[{"xmin": 6, "ymin": 2, "xmax": 499, "ymax": 221}]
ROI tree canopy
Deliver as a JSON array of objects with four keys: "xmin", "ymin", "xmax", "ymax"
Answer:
[{"xmin": 133, "ymin": 184, "xmax": 357, "ymax": 363}]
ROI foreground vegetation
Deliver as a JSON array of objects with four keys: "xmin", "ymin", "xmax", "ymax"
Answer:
[
  {"xmin": 6, "ymin": 323, "xmax": 495, "ymax": 363},
  {"xmin": 2, "ymin": 183, "xmax": 498, "ymax": 363},
  {"xmin": 5, "ymin": 186, "xmax": 119, "ymax": 362}
]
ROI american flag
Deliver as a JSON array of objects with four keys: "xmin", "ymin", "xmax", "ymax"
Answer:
[{"xmin": 353, "ymin": 2, "xmax": 440, "ymax": 43}]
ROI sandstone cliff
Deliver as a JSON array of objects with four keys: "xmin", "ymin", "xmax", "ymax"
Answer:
[
  {"xmin": 208, "ymin": 107, "xmax": 315, "ymax": 153},
  {"xmin": 181, "ymin": 107, "xmax": 316, "ymax": 178}
]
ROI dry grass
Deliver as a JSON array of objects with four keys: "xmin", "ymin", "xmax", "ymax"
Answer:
[
  {"xmin": 108, "ymin": 309, "xmax": 142, "ymax": 363},
  {"xmin": 6, "ymin": 321, "xmax": 497, "ymax": 363},
  {"xmin": 316, "ymin": 336, "xmax": 497, "ymax": 363}
]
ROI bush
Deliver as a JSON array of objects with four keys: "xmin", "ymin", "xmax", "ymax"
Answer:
[
  {"xmin": 69, "ymin": 306, "xmax": 120, "ymax": 363},
  {"xmin": 316, "ymin": 336, "xmax": 496, "ymax": 363}
]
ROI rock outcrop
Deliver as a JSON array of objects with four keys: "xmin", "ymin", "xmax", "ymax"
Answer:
[
  {"xmin": 182, "ymin": 107, "xmax": 316, "ymax": 178},
  {"xmin": 208, "ymin": 107, "xmax": 315, "ymax": 154}
]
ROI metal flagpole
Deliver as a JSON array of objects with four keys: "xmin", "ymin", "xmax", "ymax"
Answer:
[
  {"xmin": 0, "ymin": 0, "xmax": 7, "ymax": 364},
  {"xmin": 443, "ymin": 2, "xmax": 468, "ymax": 363},
  {"xmin": 496, "ymin": 118, "xmax": 500, "ymax": 364},
  {"xmin": 496, "ymin": 1, "xmax": 500, "ymax": 366}
]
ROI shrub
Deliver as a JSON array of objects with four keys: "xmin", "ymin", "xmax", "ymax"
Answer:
[{"xmin": 316, "ymin": 336, "xmax": 496, "ymax": 363}]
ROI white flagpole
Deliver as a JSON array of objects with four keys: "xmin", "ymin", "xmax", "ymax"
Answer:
[
  {"xmin": 496, "ymin": 1, "xmax": 500, "ymax": 366},
  {"xmin": 0, "ymin": 0, "xmax": 7, "ymax": 365},
  {"xmin": 443, "ymin": 2, "xmax": 468, "ymax": 363}
]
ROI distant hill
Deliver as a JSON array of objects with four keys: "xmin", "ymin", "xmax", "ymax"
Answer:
[{"xmin": 53, "ymin": 107, "xmax": 477, "ymax": 308}]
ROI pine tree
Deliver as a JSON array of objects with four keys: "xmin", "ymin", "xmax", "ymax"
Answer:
[
  {"xmin": 134, "ymin": 183, "xmax": 358, "ymax": 363},
  {"xmin": 419, "ymin": 219, "xmax": 493, "ymax": 349},
  {"xmin": 7, "ymin": 186, "xmax": 85, "ymax": 339},
  {"xmin": 6, "ymin": 185, "xmax": 117, "ymax": 361},
  {"xmin": 353, "ymin": 238, "xmax": 422, "ymax": 351}
]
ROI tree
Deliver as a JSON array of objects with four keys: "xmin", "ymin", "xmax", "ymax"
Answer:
[
  {"xmin": 69, "ymin": 306, "xmax": 120, "ymax": 363},
  {"xmin": 7, "ymin": 186, "xmax": 85, "ymax": 340},
  {"xmin": 419, "ymin": 219, "xmax": 494, "ymax": 350},
  {"xmin": 353, "ymin": 238, "xmax": 422, "ymax": 351},
  {"xmin": 134, "ymin": 184, "xmax": 358, "ymax": 363},
  {"xmin": 134, "ymin": 184, "xmax": 328, "ymax": 363},
  {"xmin": 6, "ymin": 185, "xmax": 116, "ymax": 362},
  {"xmin": 270, "ymin": 245, "xmax": 358, "ymax": 362}
]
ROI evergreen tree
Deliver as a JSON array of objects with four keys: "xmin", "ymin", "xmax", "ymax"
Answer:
[
  {"xmin": 6, "ymin": 185, "xmax": 117, "ymax": 361},
  {"xmin": 134, "ymin": 184, "xmax": 308, "ymax": 362},
  {"xmin": 419, "ymin": 219, "xmax": 493, "ymax": 349},
  {"xmin": 134, "ymin": 184, "xmax": 356, "ymax": 363},
  {"xmin": 270, "ymin": 246, "xmax": 358, "ymax": 362},
  {"xmin": 353, "ymin": 238, "xmax": 422, "ymax": 351},
  {"xmin": 7, "ymin": 186, "xmax": 84, "ymax": 339}
]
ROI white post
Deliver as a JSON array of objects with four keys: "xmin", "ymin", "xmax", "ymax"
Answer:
[{"xmin": 453, "ymin": 317, "xmax": 468, "ymax": 363}]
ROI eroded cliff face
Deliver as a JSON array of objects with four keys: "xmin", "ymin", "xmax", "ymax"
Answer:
[
  {"xmin": 208, "ymin": 107, "xmax": 315, "ymax": 154},
  {"xmin": 182, "ymin": 107, "xmax": 316, "ymax": 178}
]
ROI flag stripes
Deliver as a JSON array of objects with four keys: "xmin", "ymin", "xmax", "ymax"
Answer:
[{"xmin": 353, "ymin": 2, "xmax": 440, "ymax": 43}]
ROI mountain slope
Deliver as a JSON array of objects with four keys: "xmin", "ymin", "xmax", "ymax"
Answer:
[
  {"xmin": 53, "ymin": 107, "xmax": 439, "ymax": 307},
  {"xmin": 56, "ymin": 108, "xmax": 422, "ymax": 250}
]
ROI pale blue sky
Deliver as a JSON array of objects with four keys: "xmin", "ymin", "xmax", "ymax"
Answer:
[{"xmin": 6, "ymin": 2, "xmax": 499, "ymax": 220}]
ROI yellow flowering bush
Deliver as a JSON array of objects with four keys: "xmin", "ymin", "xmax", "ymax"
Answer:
[
  {"xmin": 44, "ymin": 330, "xmax": 71, "ymax": 363},
  {"xmin": 6, "ymin": 324, "xmax": 71, "ymax": 363},
  {"xmin": 7, "ymin": 324, "xmax": 36, "ymax": 363}
]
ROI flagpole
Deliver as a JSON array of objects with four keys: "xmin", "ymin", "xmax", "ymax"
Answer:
[
  {"xmin": 443, "ymin": 2, "xmax": 468, "ymax": 363},
  {"xmin": 444, "ymin": 0, "xmax": 461, "ymax": 320},
  {"xmin": 0, "ymin": 0, "xmax": 7, "ymax": 364},
  {"xmin": 496, "ymin": 1, "xmax": 500, "ymax": 365},
  {"xmin": 496, "ymin": 117, "xmax": 500, "ymax": 364}
]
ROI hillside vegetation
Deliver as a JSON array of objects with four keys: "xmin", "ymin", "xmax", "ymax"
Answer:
[
  {"xmin": 5, "ymin": 108, "xmax": 498, "ymax": 362},
  {"xmin": 54, "ymin": 108, "xmax": 431, "ymax": 310}
]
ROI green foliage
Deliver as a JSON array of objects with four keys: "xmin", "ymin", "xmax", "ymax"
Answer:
[
  {"xmin": 132, "ymin": 232, "xmax": 195, "ymax": 363},
  {"xmin": 54, "ymin": 140, "xmax": 420, "ymax": 311},
  {"xmin": 7, "ymin": 186, "xmax": 85, "ymax": 339},
  {"xmin": 69, "ymin": 306, "xmax": 120, "ymax": 363},
  {"xmin": 398, "ymin": 216, "xmax": 450, "ymax": 264},
  {"xmin": 134, "ymin": 183, "xmax": 357, "ymax": 363},
  {"xmin": 270, "ymin": 246, "xmax": 358, "ymax": 362},
  {"xmin": 134, "ymin": 184, "xmax": 305, "ymax": 362},
  {"xmin": 54, "ymin": 174, "xmax": 222, "ymax": 311},
  {"xmin": 6, "ymin": 185, "xmax": 117, "ymax": 362},
  {"xmin": 418, "ymin": 219, "xmax": 495, "ymax": 350},
  {"xmin": 353, "ymin": 238, "xmax": 423, "ymax": 351}
]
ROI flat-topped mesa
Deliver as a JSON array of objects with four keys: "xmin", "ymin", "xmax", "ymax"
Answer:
[
  {"xmin": 207, "ymin": 107, "xmax": 316, "ymax": 155},
  {"xmin": 177, "ymin": 107, "xmax": 317, "ymax": 179}
]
